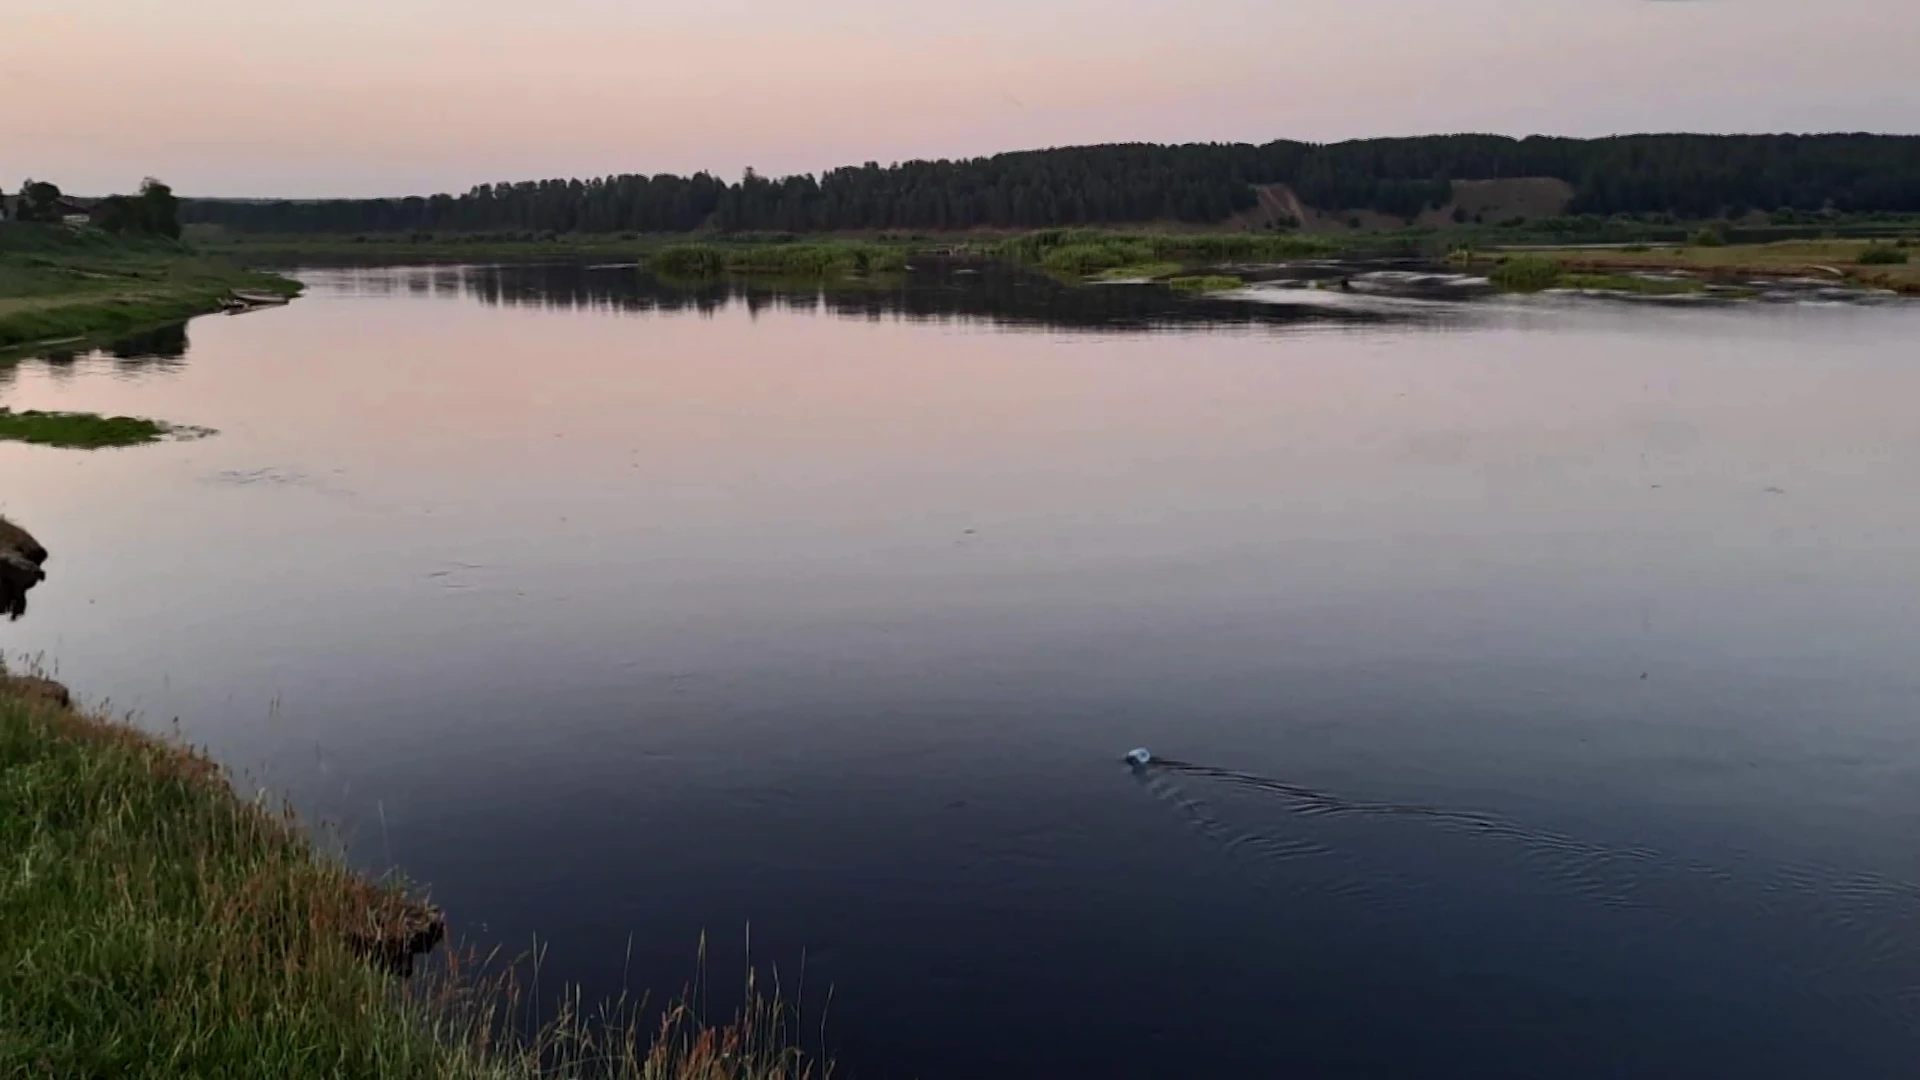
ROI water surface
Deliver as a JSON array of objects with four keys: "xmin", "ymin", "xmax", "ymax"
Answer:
[{"xmin": 6, "ymin": 266, "xmax": 1920, "ymax": 1078}]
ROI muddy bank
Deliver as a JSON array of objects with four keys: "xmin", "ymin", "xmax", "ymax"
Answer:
[{"xmin": 0, "ymin": 515, "xmax": 48, "ymax": 620}]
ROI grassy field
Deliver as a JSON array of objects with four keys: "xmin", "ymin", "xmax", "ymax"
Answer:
[
  {"xmin": 0, "ymin": 668, "xmax": 822, "ymax": 1079},
  {"xmin": 0, "ymin": 224, "xmax": 301, "ymax": 356},
  {"xmin": 1479, "ymin": 238, "xmax": 1920, "ymax": 294}
]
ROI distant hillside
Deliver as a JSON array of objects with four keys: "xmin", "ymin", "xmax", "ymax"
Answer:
[
  {"xmin": 183, "ymin": 134, "xmax": 1920, "ymax": 236},
  {"xmin": 1231, "ymin": 178, "xmax": 1578, "ymax": 233}
]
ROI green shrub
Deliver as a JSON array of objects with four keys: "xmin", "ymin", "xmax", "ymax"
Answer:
[
  {"xmin": 1039, "ymin": 239, "xmax": 1158, "ymax": 275},
  {"xmin": 1859, "ymin": 245, "xmax": 1910, "ymax": 265},
  {"xmin": 1689, "ymin": 226, "xmax": 1727, "ymax": 247},
  {"xmin": 651, "ymin": 244, "xmax": 728, "ymax": 276},
  {"xmin": 1489, "ymin": 255, "xmax": 1565, "ymax": 291}
]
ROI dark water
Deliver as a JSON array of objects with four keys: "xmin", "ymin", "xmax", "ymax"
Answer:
[{"xmin": 7, "ymin": 264, "xmax": 1920, "ymax": 1078}]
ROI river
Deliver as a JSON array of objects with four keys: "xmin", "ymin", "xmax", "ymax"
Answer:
[{"xmin": 5, "ymin": 263, "xmax": 1920, "ymax": 1078}]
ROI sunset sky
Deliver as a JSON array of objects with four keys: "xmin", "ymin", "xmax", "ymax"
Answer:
[{"xmin": 5, "ymin": 0, "xmax": 1915, "ymax": 198}]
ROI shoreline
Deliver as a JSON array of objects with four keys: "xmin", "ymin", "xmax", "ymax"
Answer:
[
  {"xmin": 0, "ymin": 633, "xmax": 819, "ymax": 1077},
  {"xmin": 0, "ymin": 279, "xmax": 303, "ymax": 360},
  {"xmin": 0, "ymin": 225, "xmax": 304, "ymax": 361},
  {"xmin": 0, "ymin": 667, "xmax": 452, "ymax": 1073},
  {"xmin": 190, "ymin": 228, "xmax": 1920, "ymax": 299},
  {"xmin": 1467, "ymin": 239, "xmax": 1920, "ymax": 296}
]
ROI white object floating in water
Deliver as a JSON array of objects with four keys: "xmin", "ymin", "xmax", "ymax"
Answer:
[{"xmin": 1124, "ymin": 748, "xmax": 1154, "ymax": 768}]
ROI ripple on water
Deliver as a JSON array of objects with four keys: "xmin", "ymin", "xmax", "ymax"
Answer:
[{"xmin": 1135, "ymin": 758, "xmax": 1920, "ymax": 1030}]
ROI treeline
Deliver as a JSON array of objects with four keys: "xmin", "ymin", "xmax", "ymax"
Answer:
[
  {"xmin": 6, "ymin": 178, "xmax": 182, "ymax": 239},
  {"xmin": 183, "ymin": 134, "xmax": 1920, "ymax": 235}
]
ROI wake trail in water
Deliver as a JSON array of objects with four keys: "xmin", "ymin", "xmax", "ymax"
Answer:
[
  {"xmin": 1152, "ymin": 758, "xmax": 1662, "ymax": 865},
  {"xmin": 1133, "ymin": 757, "xmax": 1920, "ymax": 1014}
]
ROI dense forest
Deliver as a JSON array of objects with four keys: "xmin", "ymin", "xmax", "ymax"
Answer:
[{"xmin": 183, "ymin": 134, "xmax": 1920, "ymax": 235}]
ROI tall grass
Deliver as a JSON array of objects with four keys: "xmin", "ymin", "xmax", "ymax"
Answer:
[
  {"xmin": 996, "ymin": 229, "xmax": 1335, "ymax": 277},
  {"xmin": 0, "ymin": 671, "xmax": 825, "ymax": 1079},
  {"xmin": 650, "ymin": 242, "xmax": 907, "ymax": 278},
  {"xmin": 1488, "ymin": 255, "xmax": 1566, "ymax": 292},
  {"xmin": 1166, "ymin": 275, "xmax": 1246, "ymax": 293}
]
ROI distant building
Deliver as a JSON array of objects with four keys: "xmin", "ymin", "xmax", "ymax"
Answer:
[{"xmin": 55, "ymin": 196, "xmax": 97, "ymax": 225}]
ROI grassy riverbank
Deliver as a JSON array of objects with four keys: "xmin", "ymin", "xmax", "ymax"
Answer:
[
  {"xmin": 0, "ymin": 671, "xmax": 447, "ymax": 1076},
  {"xmin": 0, "ymin": 670, "xmax": 820, "ymax": 1078},
  {"xmin": 0, "ymin": 224, "xmax": 301, "ymax": 357},
  {"xmin": 187, "ymin": 227, "xmax": 668, "ymax": 264},
  {"xmin": 1477, "ymin": 238, "xmax": 1920, "ymax": 294},
  {"xmin": 179, "ymin": 223, "xmax": 1920, "ymax": 298},
  {"xmin": 190, "ymin": 224, "xmax": 1355, "ymax": 278},
  {"xmin": 995, "ymin": 228, "xmax": 1338, "ymax": 276}
]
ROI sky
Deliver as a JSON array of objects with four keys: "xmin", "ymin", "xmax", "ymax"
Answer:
[{"xmin": 4, "ymin": 0, "xmax": 1915, "ymax": 198}]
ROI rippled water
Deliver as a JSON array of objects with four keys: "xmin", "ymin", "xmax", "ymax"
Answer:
[{"xmin": 6, "ymin": 264, "xmax": 1920, "ymax": 1078}]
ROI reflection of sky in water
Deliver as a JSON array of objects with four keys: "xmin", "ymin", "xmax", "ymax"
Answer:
[{"xmin": 6, "ymin": 272, "xmax": 1920, "ymax": 1078}]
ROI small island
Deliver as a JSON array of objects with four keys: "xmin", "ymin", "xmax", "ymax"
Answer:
[{"xmin": 0, "ymin": 408, "xmax": 176, "ymax": 449}]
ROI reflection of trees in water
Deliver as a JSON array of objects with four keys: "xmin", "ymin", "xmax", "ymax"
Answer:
[
  {"xmin": 446, "ymin": 261, "xmax": 1403, "ymax": 332},
  {"xmin": 0, "ymin": 324, "xmax": 190, "ymax": 388},
  {"xmin": 107, "ymin": 323, "xmax": 190, "ymax": 363}
]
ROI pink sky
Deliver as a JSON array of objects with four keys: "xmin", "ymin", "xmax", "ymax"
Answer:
[{"xmin": 5, "ymin": 0, "xmax": 1915, "ymax": 198}]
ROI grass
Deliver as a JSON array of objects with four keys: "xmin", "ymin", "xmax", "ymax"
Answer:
[
  {"xmin": 187, "ymin": 228, "xmax": 669, "ymax": 264},
  {"xmin": 1488, "ymin": 255, "xmax": 1565, "ymax": 292},
  {"xmin": 1485, "ymin": 256, "xmax": 1718, "ymax": 296},
  {"xmin": 0, "ymin": 669, "xmax": 825, "ymax": 1079},
  {"xmin": 1166, "ymin": 275, "xmax": 1245, "ymax": 293},
  {"xmin": 0, "ymin": 670, "xmax": 444, "ymax": 1076},
  {"xmin": 650, "ymin": 241, "xmax": 908, "ymax": 278},
  {"xmin": 1090, "ymin": 262, "xmax": 1183, "ymax": 282},
  {"xmin": 1478, "ymin": 238, "xmax": 1920, "ymax": 294},
  {"xmin": 1557, "ymin": 273, "xmax": 1706, "ymax": 296},
  {"xmin": 0, "ymin": 408, "xmax": 172, "ymax": 449},
  {"xmin": 190, "ymin": 227, "xmax": 941, "ymax": 274},
  {"xmin": 996, "ymin": 229, "xmax": 1338, "ymax": 279},
  {"xmin": 0, "ymin": 223, "xmax": 301, "ymax": 356},
  {"xmin": 194, "ymin": 228, "xmax": 918, "ymax": 281}
]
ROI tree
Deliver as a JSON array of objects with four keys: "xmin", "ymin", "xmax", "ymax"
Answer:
[
  {"xmin": 16, "ymin": 180, "xmax": 63, "ymax": 223},
  {"xmin": 175, "ymin": 134, "xmax": 1920, "ymax": 236},
  {"xmin": 94, "ymin": 195, "xmax": 143, "ymax": 234},
  {"xmin": 139, "ymin": 178, "xmax": 181, "ymax": 238},
  {"xmin": 96, "ymin": 178, "xmax": 183, "ymax": 237}
]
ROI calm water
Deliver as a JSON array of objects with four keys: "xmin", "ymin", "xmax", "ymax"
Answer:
[{"xmin": 7, "ymin": 265, "xmax": 1920, "ymax": 1078}]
